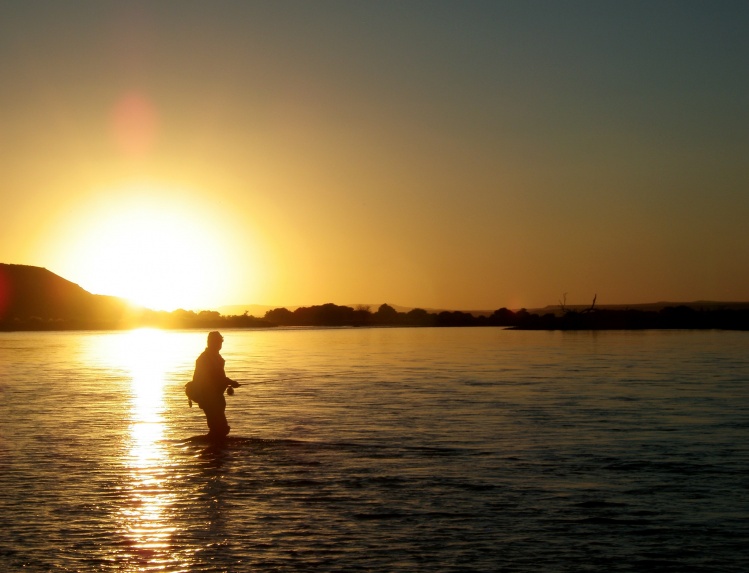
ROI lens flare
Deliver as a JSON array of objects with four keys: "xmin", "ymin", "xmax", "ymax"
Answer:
[{"xmin": 111, "ymin": 91, "xmax": 159, "ymax": 158}]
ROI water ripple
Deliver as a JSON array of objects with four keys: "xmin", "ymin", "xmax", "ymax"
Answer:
[{"xmin": 1, "ymin": 329, "xmax": 748, "ymax": 572}]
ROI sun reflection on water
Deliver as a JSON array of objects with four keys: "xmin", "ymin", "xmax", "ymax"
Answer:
[{"xmin": 108, "ymin": 329, "xmax": 190, "ymax": 571}]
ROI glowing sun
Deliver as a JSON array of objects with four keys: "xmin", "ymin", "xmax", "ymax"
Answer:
[{"xmin": 49, "ymin": 184, "xmax": 246, "ymax": 311}]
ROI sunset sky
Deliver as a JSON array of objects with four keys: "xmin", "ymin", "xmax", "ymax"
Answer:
[{"xmin": 1, "ymin": 1, "xmax": 747, "ymax": 311}]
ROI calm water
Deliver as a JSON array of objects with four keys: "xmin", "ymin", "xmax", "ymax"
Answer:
[{"xmin": 0, "ymin": 327, "xmax": 747, "ymax": 572}]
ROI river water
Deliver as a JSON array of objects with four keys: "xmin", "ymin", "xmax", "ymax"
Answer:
[{"xmin": 0, "ymin": 327, "xmax": 747, "ymax": 572}]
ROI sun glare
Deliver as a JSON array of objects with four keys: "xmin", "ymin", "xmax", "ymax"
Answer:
[
  {"xmin": 77, "ymin": 208, "xmax": 217, "ymax": 310},
  {"xmin": 104, "ymin": 328, "xmax": 186, "ymax": 567},
  {"xmin": 46, "ymin": 183, "xmax": 258, "ymax": 311}
]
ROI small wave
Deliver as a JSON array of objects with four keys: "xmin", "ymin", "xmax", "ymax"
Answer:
[
  {"xmin": 353, "ymin": 511, "xmax": 405, "ymax": 521},
  {"xmin": 166, "ymin": 435, "xmax": 482, "ymax": 461},
  {"xmin": 576, "ymin": 516, "xmax": 653, "ymax": 526},
  {"xmin": 573, "ymin": 500, "xmax": 628, "ymax": 508}
]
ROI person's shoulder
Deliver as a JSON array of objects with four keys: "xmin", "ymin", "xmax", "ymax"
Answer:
[{"xmin": 198, "ymin": 349, "xmax": 221, "ymax": 362}]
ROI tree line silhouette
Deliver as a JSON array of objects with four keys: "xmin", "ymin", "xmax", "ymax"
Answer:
[
  {"xmin": 2, "ymin": 265, "xmax": 748, "ymax": 331},
  {"xmin": 4, "ymin": 301, "xmax": 749, "ymax": 331},
  {"xmin": 259, "ymin": 302, "xmax": 749, "ymax": 330},
  {"xmin": 263, "ymin": 303, "xmax": 501, "ymax": 327},
  {"xmin": 0, "ymin": 263, "xmax": 749, "ymax": 331}
]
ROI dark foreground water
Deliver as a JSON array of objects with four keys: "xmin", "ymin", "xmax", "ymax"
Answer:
[{"xmin": 0, "ymin": 327, "xmax": 747, "ymax": 572}]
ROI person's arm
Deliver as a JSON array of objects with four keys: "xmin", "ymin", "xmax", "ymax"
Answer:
[{"xmin": 217, "ymin": 356, "xmax": 240, "ymax": 388}]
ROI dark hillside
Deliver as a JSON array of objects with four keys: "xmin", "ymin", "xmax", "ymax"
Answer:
[{"xmin": 0, "ymin": 263, "xmax": 133, "ymax": 328}]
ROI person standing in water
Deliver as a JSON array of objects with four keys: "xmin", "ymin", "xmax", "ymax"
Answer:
[{"xmin": 191, "ymin": 331, "xmax": 240, "ymax": 439}]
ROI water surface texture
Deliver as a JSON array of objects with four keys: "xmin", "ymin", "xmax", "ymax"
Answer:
[{"xmin": 1, "ymin": 328, "xmax": 747, "ymax": 572}]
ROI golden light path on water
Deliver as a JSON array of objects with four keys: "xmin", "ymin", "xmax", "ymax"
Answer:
[{"xmin": 100, "ymin": 328, "xmax": 193, "ymax": 572}]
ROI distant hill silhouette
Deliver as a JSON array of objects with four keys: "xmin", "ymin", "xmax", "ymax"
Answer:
[
  {"xmin": 0, "ymin": 263, "xmax": 272, "ymax": 331},
  {"xmin": 0, "ymin": 263, "xmax": 138, "ymax": 329},
  {"xmin": 2, "ymin": 263, "xmax": 748, "ymax": 331}
]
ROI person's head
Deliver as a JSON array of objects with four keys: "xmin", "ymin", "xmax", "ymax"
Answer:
[{"xmin": 207, "ymin": 331, "xmax": 224, "ymax": 350}]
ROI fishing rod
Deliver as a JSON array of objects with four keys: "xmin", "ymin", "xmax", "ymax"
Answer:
[{"xmin": 224, "ymin": 376, "xmax": 315, "ymax": 396}]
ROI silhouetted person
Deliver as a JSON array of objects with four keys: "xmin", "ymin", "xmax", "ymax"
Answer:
[{"xmin": 190, "ymin": 331, "xmax": 240, "ymax": 440}]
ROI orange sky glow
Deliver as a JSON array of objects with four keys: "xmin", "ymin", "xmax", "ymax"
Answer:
[{"xmin": 1, "ymin": 2, "xmax": 747, "ymax": 311}]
